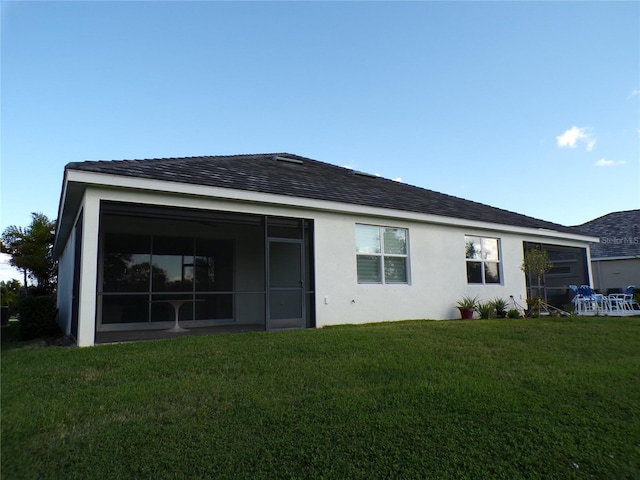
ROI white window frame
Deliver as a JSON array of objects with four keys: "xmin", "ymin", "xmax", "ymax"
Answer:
[
  {"xmin": 356, "ymin": 224, "xmax": 410, "ymax": 285},
  {"xmin": 464, "ymin": 235, "xmax": 502, "ymax": 285}
]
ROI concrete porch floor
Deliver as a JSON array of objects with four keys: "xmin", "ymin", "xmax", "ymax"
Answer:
[{"xmin": 95, "ymin": 324, "xmax": 266, "ymax": 345}]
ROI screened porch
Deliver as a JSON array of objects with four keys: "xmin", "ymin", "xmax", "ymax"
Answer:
[{"xmin": 94, "ymin": 202, "xmax": 315, "ymax": 343}]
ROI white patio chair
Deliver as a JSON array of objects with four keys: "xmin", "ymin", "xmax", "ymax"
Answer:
[
  {"xmin": 570, "ymin": 285, "xmax": 599, "ymax": 315},
  {"xmin": 607, "ymin": 286, "xmax": 638, "ymax": 314}
]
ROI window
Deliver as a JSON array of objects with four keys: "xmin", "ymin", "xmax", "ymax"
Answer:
[
  {"xmin": 465, "ymin": 236, "xmax": 501, "ymax": 284},
  {"xmin": 356, "ymin": 225, "xmax": 409, "ymax": 284}
]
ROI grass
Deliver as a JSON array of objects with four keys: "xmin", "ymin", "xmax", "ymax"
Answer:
[{"xmin": 2, "ymin": 317, "xmax": 640, "ymax": 479}]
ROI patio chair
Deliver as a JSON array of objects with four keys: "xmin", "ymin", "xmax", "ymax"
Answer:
[
  {"xmin": 570, "ymin": 284, "xmax": 607, "ymax": 315},
  {"xmin": 570, "ymin": 285, "xmax": 592, "ymax": 315},
  {"xmin": 607, "ymin": 285, "xmax": 639, "ymax": 313}
]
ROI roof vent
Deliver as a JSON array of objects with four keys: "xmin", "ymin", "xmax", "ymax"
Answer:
[
  {"xmin": 273, "ymin": 155, "xmax": 303, "ymax": 165},
  {"xmin": 349, "ymin": 169, "xmax": 378, "ymax": 178}
]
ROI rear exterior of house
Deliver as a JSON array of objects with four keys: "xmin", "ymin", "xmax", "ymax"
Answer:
[{"xmin": 54, "ymin": 153, "xmax": 597, "ymax": 346}]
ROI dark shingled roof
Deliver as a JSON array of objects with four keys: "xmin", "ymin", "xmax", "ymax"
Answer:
[
  {"xmin": 576, "ymin": 210, "xmax": 640, "ymax": 258},
  {"xmin": 66, "ymin": 153, "xmax": 585, "ymax": 235}
]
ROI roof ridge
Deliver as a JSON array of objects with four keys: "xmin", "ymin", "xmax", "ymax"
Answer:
[
  {"xmin": 69, "ymin": 152, "xmax": 290, "ymax": 164},
  {"xmin": 576, "ymin": 209, "xmax": 640, "ymax": 227}
]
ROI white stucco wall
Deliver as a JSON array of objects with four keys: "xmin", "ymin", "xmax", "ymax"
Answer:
[
  {"xmin": 56, "ymin": 176, "xmax": 596, "ymax": 345},
  {"xmin": 75, "ymin": 193, "xmax": 101, "ymax": 347},
  {"xmin": 311, "ymin": 211, "xmax": 533, "ymax": 326},
  {"xmin": 56, "ymin": 228, "xmax": 75, "ymax": 335}
]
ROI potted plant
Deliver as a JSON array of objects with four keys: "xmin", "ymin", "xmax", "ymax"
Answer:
[
  {"xmin": 456, "ymin": 295, "xmax": 478, "ymax": 320},
  {"xmin": 491, "ymin": 297, "xmax": 508, "ymax": 318}
]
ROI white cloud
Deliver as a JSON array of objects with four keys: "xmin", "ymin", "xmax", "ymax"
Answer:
[
  {"xmin": 629, "ymin": 89, "xmax": 640, "ymax": 98},
  {"xmin": 0, "ymin": 253, "xmax": 22, "ymax": 283},
  {"xmin": 595, "ymin": 158, "xmax": 626, "ymax": 167},
  {"xmin": 556, "ymin": 126, "xmax": 596, "ymax": 150}
]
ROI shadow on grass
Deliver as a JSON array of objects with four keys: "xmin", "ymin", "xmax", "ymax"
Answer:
[{"xmin": 1, "ymin": 322, "xmax": 74, "ymax": 351}]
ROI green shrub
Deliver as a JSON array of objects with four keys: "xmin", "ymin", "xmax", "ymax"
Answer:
[
  {"xmin": 0, "ymin": 321, "xmax": 20, "ymax": 346},
  {"xmin": 18, "ymin": 295, "xmax": 58, "ymax": 340},
  {"xmin": 477, "ymin": 301, "xmax": 495, "ymax": 319},
  {"xmin": 507, "ymin": 308, "xmax": 520, "ymax": 318},
  {"xmin": 491, "ymin": 297, "xmax": 509, "ymax": 318}
]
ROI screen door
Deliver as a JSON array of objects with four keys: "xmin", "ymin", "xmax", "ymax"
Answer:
[{"xmin": 267, "ymin": 240, "xmax": 304, "ymax": 330}]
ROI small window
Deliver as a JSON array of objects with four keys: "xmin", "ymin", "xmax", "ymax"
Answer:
[
  {"xmin": 465, "ymin": 236, "xmax": 501, "ymax": 284},
  {"xmin": 356, "ymin": 225, "xmax": 409, "ymax": 284}
]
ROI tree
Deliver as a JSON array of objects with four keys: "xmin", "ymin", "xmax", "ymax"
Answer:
[
  {"xmin": 1, "ymin": 213, "xmax": 57, "ymax": 294},
  {"xmin": 0, "ymin": 279, "xmax": 22, "ymax": 316},
  {"xmin": 521, "ymin": 247, "xmax": 553, "ymax": 317},
  {"xmin": 521, "ymin": 247, "xmax": 553, "ymax": 289}
]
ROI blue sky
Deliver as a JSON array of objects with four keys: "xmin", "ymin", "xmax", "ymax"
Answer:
[{"xmin": 1, "ymin": 1, "xmax": 639, "ymax": 282}]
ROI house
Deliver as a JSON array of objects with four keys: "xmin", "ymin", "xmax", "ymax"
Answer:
[
  {"xmin": 575, "ymin": 210, "xmax": 640, "ymax": 294},
  {"xmin": 53, "ymin": 153, "xmax": 597, "ymax": 346}
]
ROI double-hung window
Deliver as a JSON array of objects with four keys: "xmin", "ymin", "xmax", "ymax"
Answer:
[
  {"xmin": 356, "ymin": 224, "xmax": 409, "ymax": 284},
  {"xmin": 465, "ymin": 235, "xmax": 501, "ymax": 284}
]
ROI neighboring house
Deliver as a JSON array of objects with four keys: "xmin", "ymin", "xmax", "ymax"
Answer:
[
  {"xmin": 576, "ymin": 210, "xmax": 640, "ymax": 294},
  {"xmin": 53, "ymin": 153, "xmax": 597, "ymax": 346}
]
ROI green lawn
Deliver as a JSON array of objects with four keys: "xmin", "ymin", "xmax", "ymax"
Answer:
[{"xmin": 2, "ymin": 318, "xmax": 639, "ymax": 479}]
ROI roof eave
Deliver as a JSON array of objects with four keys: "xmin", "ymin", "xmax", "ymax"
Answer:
[
  {"xmin": 53, "ymin": 170, "xmax": 86, "ymax": 258},
  {"xmin": 61, "ymin": 169, "xmax": 598, "ymax": 244}
]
